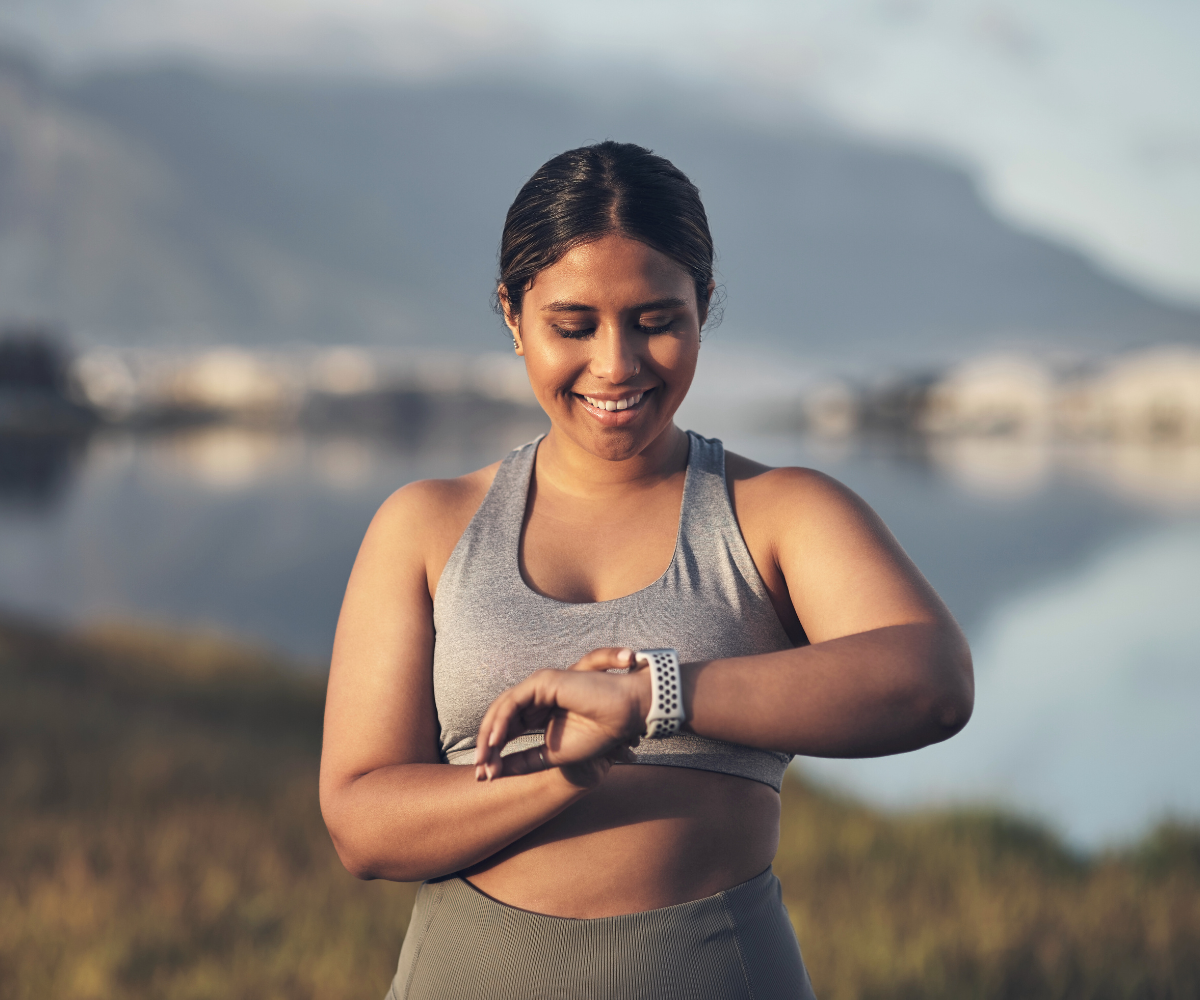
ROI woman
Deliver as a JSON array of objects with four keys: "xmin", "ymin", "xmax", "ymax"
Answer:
[{"xmin": 320, "ymin": 141, "xmax": 974, "ymax": 1000}]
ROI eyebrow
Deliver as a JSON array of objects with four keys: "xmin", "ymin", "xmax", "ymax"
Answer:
[{"xmin": 541, "ymin": 297, "xmax": 689, "ymax": 313}]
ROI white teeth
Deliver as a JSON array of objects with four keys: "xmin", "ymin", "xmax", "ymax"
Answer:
[{"xmin": 582, "ymin": 392, "xmax": 644, "ymax": 411}]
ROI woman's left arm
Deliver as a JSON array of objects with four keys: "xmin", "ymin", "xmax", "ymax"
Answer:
[
  {"xmin": 475, "ymin": 466, "xmax": 973, "ymax": 774},
  {"xmin": 679, "ymin": 464, "xmax": 973, "ymax": 758}
]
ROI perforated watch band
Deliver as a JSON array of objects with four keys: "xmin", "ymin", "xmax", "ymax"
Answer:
[{"xmin": 636, "ymin": 648, "xmax": 685, "ymax": 739}]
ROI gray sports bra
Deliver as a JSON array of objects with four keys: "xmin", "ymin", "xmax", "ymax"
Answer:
[{"xmin": 432, "ymin": 431, "xmax": 794, "ymax": 791}]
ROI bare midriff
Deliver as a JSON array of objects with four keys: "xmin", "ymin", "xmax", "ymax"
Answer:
[{"xmin": 461, "ymin": 765, "xmax": 781, "ymax": 918}]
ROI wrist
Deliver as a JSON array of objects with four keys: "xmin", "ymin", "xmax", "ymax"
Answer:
[
  {"xmin": 554, "ymin": 758, "xmax": 611, "ymax": 792},
  {"xmin": 625, "ymin": 669, "xmax": 654, "ymax": 738}
]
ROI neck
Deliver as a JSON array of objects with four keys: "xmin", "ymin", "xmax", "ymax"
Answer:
[{"xmin": 535, "ymin": 423, "xmax": 689, "ymax": 498}]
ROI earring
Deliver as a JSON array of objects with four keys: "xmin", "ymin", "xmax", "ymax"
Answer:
[{"xmin": 634, "ymin": 364, "xmax": 640, "ymax": 375}]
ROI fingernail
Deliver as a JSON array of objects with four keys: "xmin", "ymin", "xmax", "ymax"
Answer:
[{"xmin": 619, "ymin": 648, "xmax": 633, "ymax": 664}]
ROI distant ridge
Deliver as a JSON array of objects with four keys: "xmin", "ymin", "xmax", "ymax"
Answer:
[{"xmin": 0, "ymin": 49, "xmax": 1197, "ymax": 360}]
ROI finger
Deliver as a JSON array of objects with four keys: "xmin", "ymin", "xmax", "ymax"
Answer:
[
  {"xmin": 475, "ymin": 697, "xmax": 514, "ymax": 780},
  {"xmin": 474, "ymin": 687, "xmax": 531, "ymax": 775},
  {"xmin": 501, "ymin": 744, "xmax": 553, "ymax": 777},
  {"xmin": 473, "ymin": 700, "xmax": 502, "ymax": 768},
  {"xmin": 569, "ymin": 647, "xmax": 636, "ymax": 672},
  {"xmin": 498, "ymin": 747, "xmax": 534, "ymax": 776},
  {"xmin": 476, "ymin": 674, "xmax": 557, "ymax": 779},
  {"xmin": 485, "ymin": 701, "xmax": 517, "ymax": 780}
]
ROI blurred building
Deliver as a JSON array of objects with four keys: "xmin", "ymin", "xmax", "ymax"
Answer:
[
  {"xmin": 921, "ymin": 356, "xmax": 1055, "ymax": 438},
  {"xmin": 801, "ymin": 381, "xmax": 859, "ymax": 437},
  {"xmin": 69, "ymin": 344, "xmax": 536, "ymax": 431},
  {"xmin": 165, "ymin": 349, "xmax": 303, "ymax": 418},
  {"xmin": 1057, "ymin": 348, "xmax": 1200, "ymax": 443},
  {"xmin": 813, "ymin": 346, "xmax": 1200, "ymax": 444}
]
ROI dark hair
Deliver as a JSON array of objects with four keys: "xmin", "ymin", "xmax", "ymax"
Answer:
[{"xmin": 496, "ymin": 141, "xmax": 720, "ymax": 328}]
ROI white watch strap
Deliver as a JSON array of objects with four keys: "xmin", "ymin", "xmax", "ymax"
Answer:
[{"xmin": 637, "ymin": 648, "xmax": 685, "ymax": 739}]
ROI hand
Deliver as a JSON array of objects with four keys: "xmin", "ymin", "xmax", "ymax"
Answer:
[
  {"xmin": 496, "ymin": 740, "xmax": 638, "ymax": 788},
  {"xmin": 473, "ymin": 648, "xmax": 650, "ymax": 783}
]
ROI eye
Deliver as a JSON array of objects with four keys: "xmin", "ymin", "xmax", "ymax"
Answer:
[
  {"xmin": 636, "ymin": 318, "xmax": 674, "ymax": 335},
  {"xmin": 552, "ymin": 324, "xmax": 596, "ymax": 339}
]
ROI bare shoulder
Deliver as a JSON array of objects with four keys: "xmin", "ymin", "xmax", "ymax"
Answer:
[
  {"xmin": 724, "ymin": 448, "xmax": 948, "ymax": 640},
  {"xmin": 725, "ymin": 449, "xmax": 868, "ymax": 527},
  {"xmin": 366, "ymin": 460, "xmax": 503, "ymax": 590},
  {"xmin": 374, "ymin": 461, "xmax": 501, "ymax": 534}
]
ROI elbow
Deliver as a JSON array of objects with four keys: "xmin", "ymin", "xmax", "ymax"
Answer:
[
  {"xmin": 347, "ymin": 860, "xmax": 383, "ymax": 883},
  {"xmin": 921, "ymin": 644, "xmax": 974, "ymax": 742},
  {"xmin": 930, "ymin": 684, "xmax": 973, "ymax": 739},
  {"xmin": 902, "ymin": 624, "xmax": 973, "ymax": 745},
  {"xmin": 331, "ymin": 837, "xmax": 380, "ymax": 881},
  {"xmin": 319, "ymin": 769, "xmax": 447, "ymax": 883},
  {"xmin": 326, "ymin": 825, "xmax": 418, "ymax": 882},
  {"xmin": 906, "ymin": 681, "xmax": 972, "ymax": 749},
  {"xmin": 322, "ymin": 806, "xmax": 431, "ymax": 883},
  {"xmin": 322, "ymin": 812, "xmax": 379, "ymax": 881},
  {"xmin": 319, "ymin": 784, "xmax": 388, "ymax": 881}
]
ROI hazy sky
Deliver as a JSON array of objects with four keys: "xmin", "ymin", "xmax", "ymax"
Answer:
[{"xmin": 3, "ymin": 0, "xmax": 1197, "ymax": 308}]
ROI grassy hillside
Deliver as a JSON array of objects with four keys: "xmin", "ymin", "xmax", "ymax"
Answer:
[{"xmin": 1, "ymin": 615, "xmax": 1197, "ymax": 999}]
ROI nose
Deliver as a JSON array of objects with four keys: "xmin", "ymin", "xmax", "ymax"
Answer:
[{"xmin": 589, "ymin": 324, "xmax": 641, "ymax": 384}]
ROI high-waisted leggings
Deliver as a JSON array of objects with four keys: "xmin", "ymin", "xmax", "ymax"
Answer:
[{"xmin": 387, "ymin": 866, "xmax": 816, "ymax": 1000}]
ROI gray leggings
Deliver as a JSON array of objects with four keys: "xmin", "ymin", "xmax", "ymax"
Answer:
[{"xmin": 387, "ymin": 867, "xmax": 816, "ymax": 1000}]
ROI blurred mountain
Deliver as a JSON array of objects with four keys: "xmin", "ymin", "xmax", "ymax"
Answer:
[
  {"xmin": 0, "ymin": 51, "xmax": 427, "ymax": 345},
  {"xmin": 1, "ymin": 48, "xmax": 1197, "ymax": 359}
]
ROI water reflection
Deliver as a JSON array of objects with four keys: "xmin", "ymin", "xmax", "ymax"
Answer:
[
  {"xmin": 144, "ymin": 429, "xmax": 310, "ymax": 492},
  {"xmin": 1070, "ymin": 441, "xmax": 1200, "ymax": 511},
  {"xmin": 13, "ymin": 424, "xmax": 1198, "ymax": 516},
  {"xmin": 927, "ymin": 436, "xmax": 1054, "ymax": 499},
  {"xmin": 0, "ymin": 432, "xmax": 90, "ymax": 510},
  {"xmin": 53, "ymin": 403, "xmax": 552, "ymax": 497},
  {"xmin": 0, "ymin": 421, "xmax": 1196, "ymax": 846},
  {"xmin": 802, "ymin": 520, "xmax": 1200, "ymax": 849},
  {"xmin": 311, "ymin": 438, "xmax": 379, "ymax": 491},
  {"xmin": 926, "ymin": 435, "xmax": 1200, "ymax": 510}
]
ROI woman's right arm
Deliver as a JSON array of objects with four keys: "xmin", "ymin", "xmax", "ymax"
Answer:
[{"xmin": 318, "ymin": 479, "xmax": 599, "ymax": 883}]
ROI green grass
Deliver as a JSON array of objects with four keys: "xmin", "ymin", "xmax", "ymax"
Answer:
[{"xmin": 1, "ymin": 615, "xmax": 1197, "ymax": 999}]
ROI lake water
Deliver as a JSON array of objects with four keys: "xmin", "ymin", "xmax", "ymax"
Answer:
[{"xmin": 2, "ymin": 411, "xmax": 1198, "ymax": 851}]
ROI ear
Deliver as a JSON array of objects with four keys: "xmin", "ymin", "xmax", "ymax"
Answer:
[{"xmin": 498, "ymin": 285, "xmax": 524, "ymax": 355}]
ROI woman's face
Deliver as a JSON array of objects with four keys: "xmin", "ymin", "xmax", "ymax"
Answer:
[{"xmin": 503, "ymin": 234, "xmax": 708, "ymax": 463}]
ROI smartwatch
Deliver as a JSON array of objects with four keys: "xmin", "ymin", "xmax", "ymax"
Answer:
[{"xmin": 635, "ymin": 648, "xmax": 686, "ymax": 739}]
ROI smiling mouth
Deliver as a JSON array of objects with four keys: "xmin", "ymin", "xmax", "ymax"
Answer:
[{"xmin": 578, "ymin": 390, "xmax": 647, "ymax": 412}]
